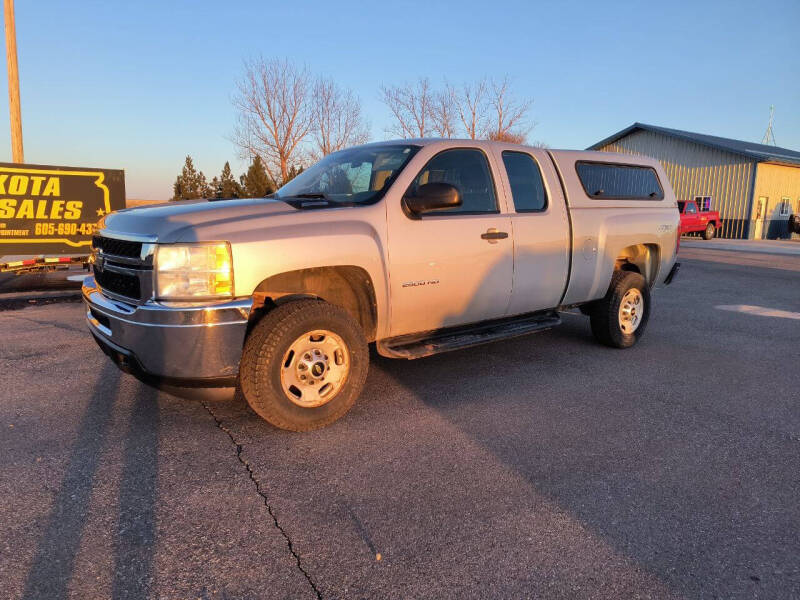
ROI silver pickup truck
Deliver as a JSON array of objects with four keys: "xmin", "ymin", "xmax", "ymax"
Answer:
[{"xmin": 84, "ymin": 140, "xmax": 680, "ymax": 431}]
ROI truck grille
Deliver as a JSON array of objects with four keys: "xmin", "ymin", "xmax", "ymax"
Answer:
[
  {"xmin": 92, "ymin": 235, "xmax": 142, "ymax": 259},
  {"xmin": 94, "ymin": 266, "xmax": 142, "ymax": 299},
  {"xmin": 92, "ymin": 234, "xmax": 154, "ymax": 302}
]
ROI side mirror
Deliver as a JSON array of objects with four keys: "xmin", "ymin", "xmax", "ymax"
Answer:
[{"xmin": 404, "ymin": 183, "xmax": 461, "ymax": 215}]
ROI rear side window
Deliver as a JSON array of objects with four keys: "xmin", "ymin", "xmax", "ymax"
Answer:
[
  {"xmin": 576, "ymin": 162, "xmax": 664, "ymax": 200},
  {"xmin": 502, "ymin": 151, "xmax": 547, "ymax": 212}
]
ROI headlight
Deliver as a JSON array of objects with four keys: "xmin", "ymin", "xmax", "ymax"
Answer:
[{"xmin": 155, "ymin": 242, "xmax": 233, "ymax": 300}]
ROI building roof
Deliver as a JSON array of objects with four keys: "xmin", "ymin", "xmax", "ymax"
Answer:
[{"xmin": 587, "ymin": 122, "xmax": 800, "ymax": 166}]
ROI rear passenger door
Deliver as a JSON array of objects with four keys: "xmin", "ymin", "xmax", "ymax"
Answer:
[{"xmin": 492, "ymin": 148, "xmax": 570, "ymax": 315}]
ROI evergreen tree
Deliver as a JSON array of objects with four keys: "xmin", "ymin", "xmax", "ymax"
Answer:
[
  {"xmin": 172, "ymin": 155, "xmax": 204, "ymax": 200},
  {"xmin": 198, "ymin": 171, "xmax": 212, "ymax": 198},
  {"xmin": 172, "ymin": 156, "xmax": 213, "ymax": 199},
  {"xmin": 209, "ymin": 176, "xmax": 222, "ymax": 199},
  {"xmin": 220, "ymin": 161, "xmax": 242, "ymax": 198},
  {"xmin": 283, "ymin": 164, "xmax": 304, "ymax": 185},
  {"xmin": 241, "ymin": 155, "xmax": 275, "ymax": 197}
]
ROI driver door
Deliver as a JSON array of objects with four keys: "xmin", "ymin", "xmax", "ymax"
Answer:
[{"xmin": 386, "ymin": 147, "xmax": 513, "ymax": 336}]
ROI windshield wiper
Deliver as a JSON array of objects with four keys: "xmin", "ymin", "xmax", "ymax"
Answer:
[
  {"xmin": 276, "ymin": 192, "xmax": 339, "ymax": 210},
  {"xmin": 293, "ymin": 193, "xmax": 332, "ymax": 201}
]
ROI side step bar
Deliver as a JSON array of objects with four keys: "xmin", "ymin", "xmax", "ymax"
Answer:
[{"xmin": 378, "ymin": 311, "xmax": 561, "ymax": 359}]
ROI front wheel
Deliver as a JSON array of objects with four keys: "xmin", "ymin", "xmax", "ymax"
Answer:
[
  {"xmin": 590, "ymin": 271, "xmax": 651, "ymax": 348},
  {"xmin": 240, "ymin": 299, "xmax": 369, "ymax": 431},
  {"xmin": 703, "ymin": 223, "xmax": 715, "ymax": 240}
]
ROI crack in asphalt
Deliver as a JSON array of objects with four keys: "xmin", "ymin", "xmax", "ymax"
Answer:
[
  {"xmin": 199, "ymin": 401, "xmax": 323, "ymax": 600},
  {"xmin": 8, "ymin": 314, "xmax": 86, "ymax": 334}
]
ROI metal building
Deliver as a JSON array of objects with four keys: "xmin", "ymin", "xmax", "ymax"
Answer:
[{"xmin": 588, "ymin": 123, "xmax": 800, "ymax": 239}]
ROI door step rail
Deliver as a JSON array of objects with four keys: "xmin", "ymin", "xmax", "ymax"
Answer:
[{"xmin": 379, "ymin": 310, "xmax": 561, "ymax": 359}]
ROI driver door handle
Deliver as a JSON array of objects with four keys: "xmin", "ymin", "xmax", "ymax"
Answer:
[{"xmin": 481, "ymin": 228, "xmax": 509, "ymax": 243}]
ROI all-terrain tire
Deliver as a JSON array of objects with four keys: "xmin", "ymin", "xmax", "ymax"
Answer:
[
  {"xmin": 590, "ymin": 270, "xmax": 651, "ymax": 349},
  {"xmin": 240, "ymin": 299, "xmax": 369, "ymax": 431},
  {"xmin": 703, "ymin": 223, "xmax": 715, "ymax": 240}
]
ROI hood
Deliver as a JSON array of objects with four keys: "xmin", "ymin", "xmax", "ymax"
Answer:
[{"xmin": 100, "ymin": 198, "xmax": 298, "ymax": 242}]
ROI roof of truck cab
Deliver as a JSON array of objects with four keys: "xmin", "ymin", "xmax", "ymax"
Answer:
[
  {"xmin": 354, "ymin": 140, "xmax": 668, "ymax": 170},
  {"xmin": 356, "ymin": 139, "xmax": 623, "ymax": 153},
  {"xmin": 356, "ymin": 138, "xmax": 487, "ymax": 146}
]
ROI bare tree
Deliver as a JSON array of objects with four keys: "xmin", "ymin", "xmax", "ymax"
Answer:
[
  {"xmin": 311, "ymin": 77, "xmax": 370, "ymax": 159},
  {"xmin": 431, "ymin": 87, "xmax": 457, "ymax": 138},
  {"xmin": 489, "ymin": 131, "xmax": 528, "ymax": 144},
  {"xmin": 232, "ymin": 57, "xmax": 313, "ymax": 184},
  {"xmin": 451, "ymin": 79, "xmax": 489, "ymax": 140},
  {"xmin": 380, "ymin": 78, "xmax": 435, "ymax": 138},
  {"xmin": 486, "ymin": 76, "xmax": 533, "ymax": 143}
]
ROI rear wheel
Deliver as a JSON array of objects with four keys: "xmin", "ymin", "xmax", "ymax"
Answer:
[
  {"xmin": 590, "ymin": 271, "xmax": 650, "ymax": 348},
  {"xmin": 703, "ymin": 223, "xmax": 715, "ymax": 240},
  {"xmin": 240, "ymin": 299, "xmax": 369, "ymax": 431}
]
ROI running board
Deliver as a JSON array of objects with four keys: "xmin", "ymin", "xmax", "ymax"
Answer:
[{"xmin": 378, "ymin": 311, "xmax": 561, "ymax": 359}]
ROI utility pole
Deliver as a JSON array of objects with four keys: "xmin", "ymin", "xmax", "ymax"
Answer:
[{"xmin": 4, "ymin": 0, "xmax": 23, "ymax": 163}]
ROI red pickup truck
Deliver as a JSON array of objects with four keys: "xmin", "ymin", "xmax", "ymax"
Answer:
[{"xmin": 678, "ymin": 200, "xmax": 720, "ymax": 239}]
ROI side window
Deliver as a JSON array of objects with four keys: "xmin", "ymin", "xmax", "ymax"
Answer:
[
  {"xmin": 686, "ymin": 202, "xmax": 697, "ymax": 214},
  {"xmin": 575, "ymin": 162, "xmax": 664, "ymax": 200},
  {"xmin": 407, "ymin": 148, "xmax": 497, "ymax": 214},
  {"xmin": 502, "ymin": 151, "xmax": 547, "ymax": 212}
]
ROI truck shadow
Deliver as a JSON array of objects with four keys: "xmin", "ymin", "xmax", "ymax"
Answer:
[
  {"xmin": 112, "ymin": 381, "xmax": 160, "ymax": 600},
  {"xmin": 373, "ymin": 309, "xmax": 796, "ymax": 597},
  {"xmin": 22, "ymin": 363, "xmax": 121, "ymax": 599}
]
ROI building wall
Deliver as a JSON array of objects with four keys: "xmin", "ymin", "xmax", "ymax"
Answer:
[
  {"xmin": 751, "ymin": 162, "xmax": 800, "ymax": 239},
  {"xmin": 597, "ymin": 130, "xmax": 756, "ymax": 238}
]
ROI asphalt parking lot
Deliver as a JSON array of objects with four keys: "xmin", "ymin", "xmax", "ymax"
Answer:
[{"xmin": 1, "ymin": 245, "xmax": 799, "ymax": 599}]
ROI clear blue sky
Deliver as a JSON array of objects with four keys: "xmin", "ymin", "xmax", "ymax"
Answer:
[{"xmin": 1, "ymin": 0, "xmax": 798, "ymax": 199}]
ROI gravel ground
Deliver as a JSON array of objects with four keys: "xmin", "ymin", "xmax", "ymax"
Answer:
[{"xmin": 1, "ymin": 246, "xmax": 798, "ymax": 599}]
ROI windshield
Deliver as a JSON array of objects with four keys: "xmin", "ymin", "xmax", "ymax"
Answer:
[{"xmin": 275, "ymin": 144, "xmax": 419, "ymax": 207}]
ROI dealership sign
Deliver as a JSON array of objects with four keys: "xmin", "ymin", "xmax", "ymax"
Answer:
[{"xmin": 0, "ymin": 163, "xmax": 125, "ymax": 255}]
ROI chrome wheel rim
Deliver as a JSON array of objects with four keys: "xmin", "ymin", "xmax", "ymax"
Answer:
[
  {"xmin": 280, "ymin": 330, "xmax": 350, "ymax": 408},
  {"xmin": 618, "ymin": 288, "xmax": 644, "ymax": 334}
]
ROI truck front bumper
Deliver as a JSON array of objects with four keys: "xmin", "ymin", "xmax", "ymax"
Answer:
[{"xmin": 82, "ymin": 276, "xmax": 252, "ymax": 387}]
